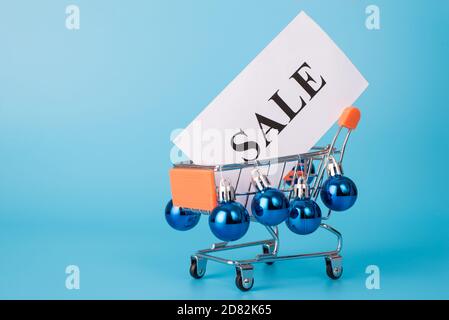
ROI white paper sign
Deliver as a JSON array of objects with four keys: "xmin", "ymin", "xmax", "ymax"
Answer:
[{"xmin": 173, "ymin": 11, "xmax": 368, "ymax": 165}]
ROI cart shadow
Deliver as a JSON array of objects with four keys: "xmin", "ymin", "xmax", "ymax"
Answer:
[
  {"xmin": 346, "ymin": 241, "xmax": 449, "ymax": 273},
  {"xmin": 200, "ymin": 240, "xmax": 449, "ymax": 293},
  {"xmin": 194, "ymin": 259, "xmax": 335, "ymax": 292},
  {"xmin": 132, "ymin": 233, "xmax": 449, "ymax": 294},
  {"xmin": 253, "ymin": 240, "xmax": 449, "ymax": 291},
  {"xmin": 256, "ymin": 260, "xmax": 338, "ymax": 291}
]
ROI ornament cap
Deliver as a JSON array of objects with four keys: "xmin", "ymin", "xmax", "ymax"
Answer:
[
  {"xmin": 293, "ymin": 177, "xmax": 309, "ymax": 199},
  {"xmin": 251, "ymin": 169, "xmax": 271, "ymax": 191},
  {"xmin": 218, "ymin": 179, "xmax": 235, "ymax": 203},
  {"xmin": 327, "ymin": 159, "xmax": 343, "ymax": 177}
]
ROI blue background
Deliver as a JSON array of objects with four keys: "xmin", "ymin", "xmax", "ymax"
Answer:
[{"xmin": 1, "ymin": 0, "xmax": 448, "ymax": 299}]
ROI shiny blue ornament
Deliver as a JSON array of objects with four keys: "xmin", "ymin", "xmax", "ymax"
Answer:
[
  {"xmin": 209, "ymin": 201, "xmax": 250, "ymax": 242},
  {"xmin": 320, "ymin": 175, "xmax": 358, "ymax": 211},
  {"xmin": 251, "ymin": 187, "xmax": 289, "ymax": 226},
  {"xmin": 286, "ymin": 198, "xmax": 322, "ymax": 235},
  {"xmin": 165, "ymin": 200, "xmax": 201, "ymax": 231}
]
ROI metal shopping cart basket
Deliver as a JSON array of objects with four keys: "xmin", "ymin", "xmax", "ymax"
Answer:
[{"xmin": 166, "ymin": 106, "xmax": 361, "ymax": 291}]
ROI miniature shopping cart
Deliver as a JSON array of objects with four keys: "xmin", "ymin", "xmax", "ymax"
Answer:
[{"xmin": 168, "ymin": 107, "xmax": 361, "ymax": 291}]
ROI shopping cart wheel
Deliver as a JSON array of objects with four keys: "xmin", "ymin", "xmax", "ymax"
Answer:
[
  {"xmin": 235, "ymin": 265, "xmax": 254, "ymax": 292},
  {"xmin": 262, "ymin": 245, "xmax": 275, "ymax": 265},
  {"xmin": 189, "ymin": 256, "xmax": 206, "ymax": 279},
  {"xmin": 325, "ymin": 255, "xmax": 343, "ymax": 280}
]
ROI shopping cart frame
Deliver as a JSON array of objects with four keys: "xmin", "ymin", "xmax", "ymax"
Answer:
[{"xmin": 170, "ymin": 107, "xmax": 360, "ymax": 291}]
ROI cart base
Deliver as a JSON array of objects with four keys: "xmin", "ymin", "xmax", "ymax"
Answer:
[{"xmin": 189, "ymin": 223, "xmax": 343, "ymax": 291}]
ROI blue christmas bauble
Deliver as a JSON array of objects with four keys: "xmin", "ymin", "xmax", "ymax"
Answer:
[
  {"xmin": 320, "ymin": 175, "xmax": 358, "ymax": 211},
  {"xmin": 209, "ymin": 201, "xmax": 250, "ymax": 242},
  {"xmin": 286, "ymin": 198, "xmax": 322, "ymax": 235},
  {"xmin": 251, "ymin": 187, "xmax": 289, "ymax": 226},
  {"xmin": 165, "ymin": 200, "xmax": 201, "ymax": 231}
]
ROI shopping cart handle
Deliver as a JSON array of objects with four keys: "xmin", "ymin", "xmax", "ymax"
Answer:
[{"xmin": 338, "ymin": 106, "xmax": 361, "ymax": 130}]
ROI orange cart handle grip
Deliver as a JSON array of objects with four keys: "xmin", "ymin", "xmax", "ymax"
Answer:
[{"xmin": 338, "ymin": 106, "xmax": 361, "ymax": 130}]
